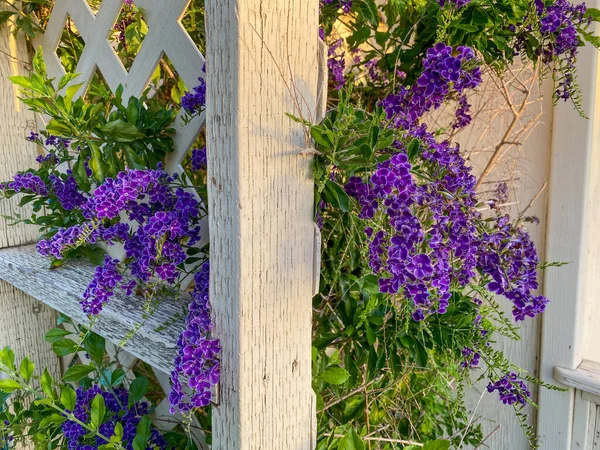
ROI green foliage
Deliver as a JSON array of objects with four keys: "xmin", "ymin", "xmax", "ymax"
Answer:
[
  {"xmin": 9, "ymin": 48, "xmax": 177, "ymax": 187},
  {"xmin": 0, "ymin": 319, "xmax": 193, "ymax": 450}
]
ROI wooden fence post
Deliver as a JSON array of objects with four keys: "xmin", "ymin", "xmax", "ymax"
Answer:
[{"xmin": 204, "ymin": 0, "xmax": 320, "ymax": 448}]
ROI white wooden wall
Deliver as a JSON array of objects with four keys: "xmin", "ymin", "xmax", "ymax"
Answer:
[{"xmin": 447, "ymin": 68, "xmax": 553, "ymax": 450}]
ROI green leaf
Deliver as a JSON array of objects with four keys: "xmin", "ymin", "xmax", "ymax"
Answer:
[
  {"xmin": 39, "ymin": 413, "xmax": 67, "ymax": 428},
  {"xmin": 407, "ymin": 138, "xmax": 420, "ymax": 161},
  {"xmin": 0, "ymin": 11, "xmax": 17, "ymax": 27},
  {"xmin": 99, "ymin": 120, "xmax": 145, "ymax": 142},
  {"xmin": 91, "ymin": 394, "xmax": 106, "ymax": 430},
  {"xmin": 51, "ymin": 338, "xmax": 79, "ymax": 357},
  {"xmin": 337, "ymin": 428, "xmax": 365, "ymax": 450},
  {"xmin": 585, "ymin": 7, "xmax": 600, "ymax": 22},
  {"xmin": 129, "ymin": 376, "xmax": 148, "ymax": 405},
  {"xmin": 311, "ymin": 126, "xmax": 332, "ymax": 149},
  {"xmin": 88, "ymin": 141, "xmax": 106, "ymax": 184},
  {"xmin": 324, "ymin": 181, "xmax": 350, "ymax": 213},
  {"xmin": 0, "ymin": 347, "xmax": 15, "ymax": 371},
  {"xmin": 45, "ymin": 327, "xmax": 72, "ymax": 343},
  {"xmin": 60, "ymin": 386, "xmax": 77, "ymax": 410},
  {"xmin": 132, "ymin": 415, "xmax": 151, "ymax": 450},
  {"xmin": 41, "ymin": 368, "xmax": 53, "ymax": 398},
  {"xmin": 33, "ymin": 47, "xmax": 46, "ymax": 78},
  {"xmin": 114, "ymin": 421, "xmax": 124, "ymax": 440},
  {"xmin": 19, "ymin": 357, "xmax": 34, "ymax": 382},
  {"xmin": 63, "ymin": 364, "xmax": 95, "ymax": 382},
  {"xmin": 321, "ymin": 366, "xmax": 350, "ymax": 385},
  {"xmin": 73, "ymin": 158, "xmax": 91, "ymax": 192},
  {"xmin": 58, "ymin": 72, "xmax": 81, "ymax": 91},
  {"xmin": 422, "ymin": 440, "xmax": 450, "ymax": 450},
  {"xmin": 0, "ymin": 379, "xmax": 21, "ymax": 393},
  {"xmin": 83, "ymin": 333, "xmax": 105, "ymax": 365},
  {"xmin": 45, "ymin": 119, "xmax": 74, "ymax": 137},
  {"xmin": 8, "ymin": 75, "xmax": 36, "ymax": 90},
  {"xmin": 111, "ymin": 368, "xmax": 126, "ymax": 387},
  {"xmin": 65, "ymin": 82, "xmax": 84, "ymax": 104}
]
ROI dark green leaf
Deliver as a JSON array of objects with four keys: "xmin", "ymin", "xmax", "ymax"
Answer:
[
  {"xmin": 83, "ymin": 333, "xmax": 105, "ymax": 365},
  {"xmin": 129, "ymin": 376, "xmax": 148, "ymax": 405},
  {"xmin": 63, "ymin": 364, "xmax": 95, "ymax": 382},
  {"xmin": 52, "ymin": 338, "xmax": 79, "ymax": 357},
  {"xmin": 99, "ymin": 120, "xmax": 145, "ymax": 142},
  {"xmin": 45, "ymin": 327, "xmax": 71, "ymax": 343},
  {"xmin": 0, "ymin": 11, "xmax": 17, "ymax": 27}
]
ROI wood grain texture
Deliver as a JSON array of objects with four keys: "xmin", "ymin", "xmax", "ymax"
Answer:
[
  {"xmin": 204, "ymin": 0, "xmax": 320, "ymax": 448},
  {"xmin": 0, "ymin": 245, "xmax": 187, "ymax": 375}
]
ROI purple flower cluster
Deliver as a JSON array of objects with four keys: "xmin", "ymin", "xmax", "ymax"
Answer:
[
  {"xmin": 37, "ymin": 167, "xmax": 204, "ymax": 314},
  {"xmin": 61, "ymin": 385, "xmax": 166, "ymax": 450},
  {"xmin": 5, "ymin": 172, "xmax": 48, "ymax": 196},
  {"xmin": 453, "ymin": 94, "xmax": 472, "ymax": 129},
  {"xmin": 170, "ymin": 262, "xmax": 220, "ymax": 412},
  {"xmin": 381, "ymin": 43, "xmax": 482, "ymax": 129},
  {"xmin": 487, "ymin": 373, "xmax": 531, "ymax": 406},
  {"xmin": 346, "ymin": 134, "xmax": 480, "ymax": 320},
  {"xmin": 343, "ymin": 44, "xmax": 549, "ymax": 324},
  {"xmin": 534, "ymin": 0, "xmax": 589, "ymax": 100},
  {"xmin": 461, "ymin": 346, "xmax": 480, "ymax": 368},
  {"xmin": 181, "ymin": 77, "xmax": 207, "ymax": 114},
  {"xmin": 478, "ymin": 216, "xmax": 549, "ymax": 321},
  {"xmin": 322, "ymin": 0, "xmax": 352, "ymax": 13},
  {"xmin": 36, "ymin": 153, "xmax": 59, "ymax": 165},
  {"xmin": 50, "ymin": 173, "xmax": 88, "ymax": 210},
  {"xmin": 81, "ymin": 256, "xmax": 123, "ymax": 314},
  {"xmin": 190, "ymin": 147, "xmax": 207, "ymax": 171},
  {"xmin": 328, "ymin": 38, "xmax": 346, "ymax": 91}
]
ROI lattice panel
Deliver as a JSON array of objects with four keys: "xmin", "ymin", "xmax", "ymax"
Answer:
[
  {"xmin": 34, "ymin": 0, "xmax": 208, "ymax": 282},
  {"xmin": 35, "ymin": 0, "xmax": 205, "ymax": 172}
]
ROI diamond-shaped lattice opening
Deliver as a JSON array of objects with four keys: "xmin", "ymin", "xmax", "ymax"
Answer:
[
  {"xmin": 85, "ymin": 0, "xmax": 102, "ymax": 15},
  {"xmin": 84, "ymin": 69, "xmax": 112, "ymax": 105},
  {"xmin": 181, "ymin": 5, "xmax": 206, "ymax": 54},
  {"xmin": 146, "ymin": 55, "xmax": 188, "ymax": 110},
  {"xmin": 109, "ymin": 2, "xmax": 149, "ymax": 72},
  {"xmin": 56, "ymin": 15, "xmax": 84, "ymax": 74}
]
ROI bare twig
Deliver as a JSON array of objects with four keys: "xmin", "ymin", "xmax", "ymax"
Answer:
[{"xmin": 474, "ymin": 424, "xmax": 502, "ymax": 449}]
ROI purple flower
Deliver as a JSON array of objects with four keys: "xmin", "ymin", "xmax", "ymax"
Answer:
[
  {"xmin": 191, "ymin": 147, "xmax": 207, "ymax": 171},
  {"xmin": 181, "ymin": 77, "xmax": 207, "ymax": 114},
  {"xmin": 487, "ymin": 373, "xmax": 531, "ymax": 406}
]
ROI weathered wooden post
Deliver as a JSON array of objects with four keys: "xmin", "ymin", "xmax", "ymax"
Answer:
[{"xmin": 205, "ymin": 0, "xmax": 320, "ymax": 448}]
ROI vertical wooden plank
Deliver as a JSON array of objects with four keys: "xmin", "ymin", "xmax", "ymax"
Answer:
[
  {"xmin": 537, "ymin": 3, "xmax": 600, "ymax": 447},
  {"xmin": 573, "ymin": 391, "xmax": 592, "ymax": 450},
  {"xmin": 0, "ymin": 8, "xmax": 61, "ymax": 449},
  {"xmin": 204, "ymin": 0, "xmax": 320, "ymax": 448}
]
